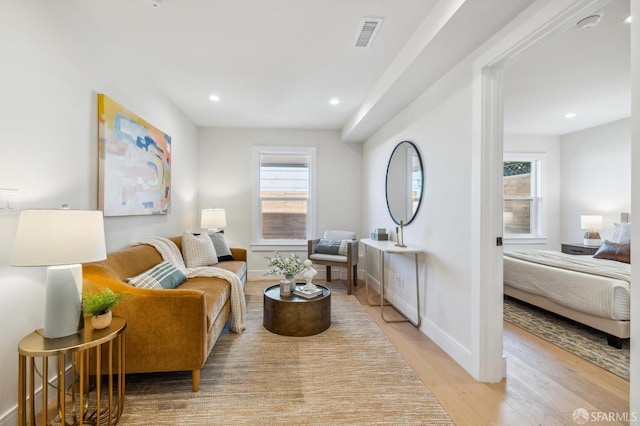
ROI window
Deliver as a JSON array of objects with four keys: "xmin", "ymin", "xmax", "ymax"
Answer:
[
  {"xmin": 253, "ymin": 147, "xmax": 316, "ymax": 248},
  {"xmin": 503, "ymin": 153, "xmax": 544, "ymax": 241}
]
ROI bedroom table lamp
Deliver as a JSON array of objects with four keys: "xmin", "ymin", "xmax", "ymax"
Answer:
[
  {"xmin": 201, "ymin": 208, "xmax": 227, "ymax": 231},
  {"xmin": 580, "ymin": 214, "xmax": 602, "ymax": 246},
  {"xmin": 11, "ymin": 209, "xmax": 107, "ymax": 339}
]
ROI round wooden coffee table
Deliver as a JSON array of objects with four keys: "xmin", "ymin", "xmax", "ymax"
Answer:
[{"xmin": 263, "ymin": 284, "xmax": 331, "ymax": 336}]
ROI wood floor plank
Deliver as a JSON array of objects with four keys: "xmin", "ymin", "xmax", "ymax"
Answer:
[{"xmin": 351, "ymin": 281, "xmax": 631, "ymax": 425}]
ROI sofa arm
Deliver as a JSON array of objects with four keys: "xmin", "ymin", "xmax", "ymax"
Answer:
[
  {"xmin": 230, "ymin": 247, "xmax": 247, "ymax": 262},
  {"xmin": 308, "ymin": 239, "xmax": 321, "ymax": 257},
  {"xmin": 83, "ymin": 269, "xmax": 208, "ymax": 374}
]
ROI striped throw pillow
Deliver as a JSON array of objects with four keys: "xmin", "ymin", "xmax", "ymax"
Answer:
[
  {"xmin": 315, "ymin": 239, "xmax": 349, "ymax": 256},
  {"xmin": 125, "ymin": 261, "xmax": 187, "ymax": 289}
]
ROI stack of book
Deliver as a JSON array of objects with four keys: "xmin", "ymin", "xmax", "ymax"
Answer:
[{"xmin": 293, "ymin": 285, "xmax": 323, "ymax": 299}]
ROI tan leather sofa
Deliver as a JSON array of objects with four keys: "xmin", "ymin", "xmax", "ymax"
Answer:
[{"xmin": 82, "ymin": 236, "xmax": 246, "ymax": 392}]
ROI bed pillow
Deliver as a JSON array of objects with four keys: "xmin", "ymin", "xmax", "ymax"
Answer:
[
  {"xmin": 182, "ymin": 231, "xmax": 218, "ymax": 267},
  {"xmin": 208, "ymin": 231, "xmax": 234, "ymax": 261},
  {"xmin": 125, "ymin": 261, "xmax": 187, "ymax": 289},
  {"xmin": 593, "ymin": 240, "xmax": 630, "ymax": 264},
  {"xmin": 611, "ymin": 222, "xmax": 631, "ymax": 244}
]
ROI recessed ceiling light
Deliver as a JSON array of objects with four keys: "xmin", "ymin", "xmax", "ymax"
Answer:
[
  {"xmin": 623, "ymin": 15, "xmax": 633, "ymax": 24},
  {"xmin": 209, "ymin": 94, "xmax": 221, "ymax": 102},
  {"xmin": 329, "ymin": 98, "xmax": 340, "ymax": 105},
  {"xmin": 565, "ymin": 112, "xmax": 577, "ymax": 119}
]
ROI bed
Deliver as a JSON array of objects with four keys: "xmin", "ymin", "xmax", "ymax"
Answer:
[{"xmin": 503, "ymin": 221, "xmax": 631, "ymax": 348}]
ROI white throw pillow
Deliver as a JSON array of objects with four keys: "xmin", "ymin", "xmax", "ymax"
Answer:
[
  {"xmin": 182, "ymin": 232, "xmax": 218, "ymax": 268},
  {"xmin": 612, "ymin": 222, "xmax": 631, "ymax": 244}
]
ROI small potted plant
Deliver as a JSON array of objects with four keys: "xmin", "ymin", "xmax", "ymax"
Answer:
[
  {"xmin": 82, "ymin": 288, "xmax": 125, "ymax": 330},
  {"xmin": 265, "ymin": 252, "xmax": 305, "ymax": 292}
]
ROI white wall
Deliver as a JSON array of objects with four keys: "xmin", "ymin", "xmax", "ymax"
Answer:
[
  {"xmin": 0, "ymin": 2, "xmax": 198, "ymax": 424},
  {"xmin": 362, "ymin": 58, "xmax": 475, "ymax": 368},
  {"xmin": 503, "ymin": 134, "xmax": 562, "ymax": 250},
  {"xmin": 197, "ymin": 127, "xmax": 362, "ymax": 277},
  {"xmin": 560, "ymin": 118, "xmax": 631, "ymax": 243}
]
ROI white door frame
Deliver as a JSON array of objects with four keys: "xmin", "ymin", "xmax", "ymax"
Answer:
[{"xmin": 471, "ymin": 0, "xmax": 612, "ymax": 382}]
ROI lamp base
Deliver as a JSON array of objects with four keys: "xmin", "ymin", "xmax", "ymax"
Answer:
[
  {"xmin": 43, "ymin": 264, "xmax": 84, "ymax": 339},
  {"xmin": 583, "ymin": 238, "xmax": 602, "ymax": 247}
]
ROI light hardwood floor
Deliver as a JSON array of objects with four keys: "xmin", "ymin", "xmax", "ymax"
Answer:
[{"xmin": 350, "ymin": 282, "xmax": 631, "ymax": 425}]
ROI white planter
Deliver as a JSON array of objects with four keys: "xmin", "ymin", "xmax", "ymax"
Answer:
[{"xmin": 91, "ymin": 310, "xmax": 112, "ymax": 330}]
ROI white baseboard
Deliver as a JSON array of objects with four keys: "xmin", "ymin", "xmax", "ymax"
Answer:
[{"xmin": 1, "ymin": 360, "xmax": 74, "ymax": 426}]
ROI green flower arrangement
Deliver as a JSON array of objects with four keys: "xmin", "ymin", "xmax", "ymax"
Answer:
[
  {"xmin": 82, "ymin": 289, "xmax": 125, "ymax": 316},
  {"xmin": 265, "ymin": 252, "xmax": 305, "ymax": 277}
]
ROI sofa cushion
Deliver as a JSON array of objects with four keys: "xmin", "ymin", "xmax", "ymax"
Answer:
[
  {"xmin": 183, "ymin": 232, "xmax": 218, "ymax": 267},
  {"xmin": 179, "ymin": 277, "xmax": 230, "ymax": 330},
  {"xmin": 214, "ymin": 260, "xmax": 247, "ymax": 285},
  {"xmin": 208, "ymin": 231, "xmax": 234, "ymax": 261},
  {"xmin": 124, "ymin": 261, "xmax": 187, "ymax": 289}
]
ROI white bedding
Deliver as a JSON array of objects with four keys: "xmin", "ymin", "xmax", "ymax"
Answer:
[{"xmin": 503, "ymin": 250, "xmax": 630, "ymax": 320}]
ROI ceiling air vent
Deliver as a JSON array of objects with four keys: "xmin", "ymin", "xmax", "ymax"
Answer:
[{"xmin": 354, "ymin": 17, "xmax": 384, "ymax": 48}]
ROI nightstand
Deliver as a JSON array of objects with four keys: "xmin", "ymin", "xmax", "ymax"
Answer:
[{"xmin": 561, "ymin": 243, "xmax": 599, "ymax": 255}]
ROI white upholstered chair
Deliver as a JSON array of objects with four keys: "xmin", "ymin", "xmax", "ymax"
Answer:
[{"xmin": 307, "ymin": 230, "xmax": 358, "ymax": 295}]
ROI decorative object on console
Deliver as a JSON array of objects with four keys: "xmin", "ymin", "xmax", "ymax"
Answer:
[
  {"xmin": 371, "ymin": 228, "xmax": 388, "ymax": 241},
  {"xmin": 82, "ymin": 288, "xmax": 125, "ymax": 329},
  {"xmin": 11, "ymin": 209, "xmax": 107, "ymax": 338},
  {"xmin": 580, "ymin": 215, "xmax": 602, "ymax": 246},
  {"xmin": 98, "ymin": 93, "xmax": 172, "ymax": 217}
]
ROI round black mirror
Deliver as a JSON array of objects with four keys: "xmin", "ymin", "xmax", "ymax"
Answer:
[{"xmin": 385, "ymin": 141, "xmax": 424, "ymax": 225}]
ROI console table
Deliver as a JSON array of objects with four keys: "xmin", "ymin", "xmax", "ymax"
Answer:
[
  {"xmin": 361, "ymin": 238, "xmax": 422, "ymax": 327},
  {"xmin": 18, "ymin": 316, "xmax": 126, "ymax": 426}
]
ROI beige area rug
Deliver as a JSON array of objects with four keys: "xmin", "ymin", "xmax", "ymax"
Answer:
[
  {"xmin": 118, "ymin": 281, "xmax": 453, "ymax": 425},
  {"xmin": 504, "ymin": 296, "xmax": 629, "ymax": 380}
]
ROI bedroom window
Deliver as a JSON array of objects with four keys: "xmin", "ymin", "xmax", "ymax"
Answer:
[
  {"xmin": 252, "ymin": 146, "xmax": 316, "ymax": 249},
  {"xmin": 503, "ymin": 153, "xmax": 544, "ymax": 241}
]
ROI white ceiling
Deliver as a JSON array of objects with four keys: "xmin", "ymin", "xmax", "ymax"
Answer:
[
  {"xmin": 66, "ymin": 0, "xmax": 540, "ymax": 141},
  {"xmin": 503, "ymin": 0, "xmax": 631, "ymax": 136}
]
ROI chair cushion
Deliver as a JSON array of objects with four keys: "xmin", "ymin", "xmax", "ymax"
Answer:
[
  {"xmin": 323, "ymin": 230, "xmax": 356, "ymax": 241},
  {"xmin": 310, "ymin": 253, "xmax": 348, "ymax": 263}
]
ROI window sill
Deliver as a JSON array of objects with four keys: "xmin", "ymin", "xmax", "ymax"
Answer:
[
  {"xmin": 504, "ymin": 236, "xmax": 547, "ymax": 245},
  {"xmin": 251, "ymin": 242, "xmax": 308, "ymax": 252}
]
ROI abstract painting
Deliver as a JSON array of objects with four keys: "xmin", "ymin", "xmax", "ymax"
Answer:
[{"xmin": 98, "ymin": 94, "xmax": 171, "ymax": 216}]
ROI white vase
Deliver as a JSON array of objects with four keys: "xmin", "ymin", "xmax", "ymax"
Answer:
[{"xmin": 91, "ymin": 310, "xmax": 112, "ymax": 330}]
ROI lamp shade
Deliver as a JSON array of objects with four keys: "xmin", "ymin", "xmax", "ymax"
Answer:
[
  {"xmin": 11, "ymin": 209, "xmax": 107, "ymax": 266},
  {"xmin": 201, "ymin": 208, "xmax": 227, "ymax": 230},
  {"xmin": 580, "ymin": 215, "xmax": 603, "ymax": 231}
]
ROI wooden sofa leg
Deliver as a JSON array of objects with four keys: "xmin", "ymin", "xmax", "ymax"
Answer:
[
  {"xmin": 192, "ymin": 369, "xmax": 200, "ymax": 392},
  {"xmin": 346, "ymin": 267, "xmax": 352, "ymax": 295},
  {"xmin": 326, "ymin": 266, "xmax": 332, "ymax": 282}
]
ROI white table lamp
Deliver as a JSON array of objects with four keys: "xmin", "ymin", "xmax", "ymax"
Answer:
[
  {"xmin": 580, "ymin": 215, "xmax": 602, "ymax": 247},
  {"xmin": 11, "ymin": 209, "xmax": 107, "ymax": 338},
  {"xmin": 201, "ymin": 208, "xmax": 227, "ymax": 231}
]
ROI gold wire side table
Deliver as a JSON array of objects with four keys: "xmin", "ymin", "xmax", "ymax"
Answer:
[{"xmin": 18, "ymin": 316, "xmax": 126, "ymax": 426}]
